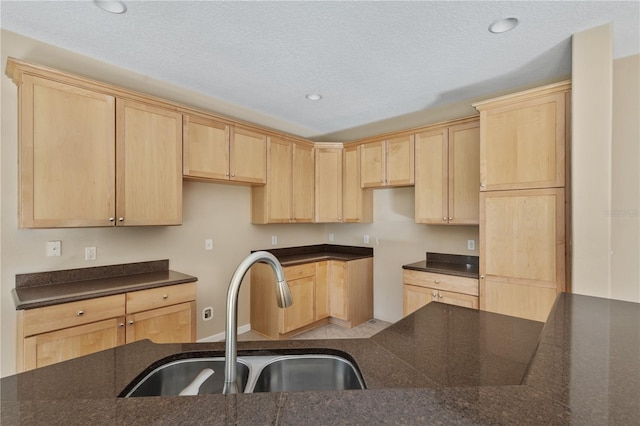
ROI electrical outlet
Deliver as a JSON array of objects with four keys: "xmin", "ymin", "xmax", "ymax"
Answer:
[
  {"xmin": 271, "ymin": 235, "xmax": 278, "ymax": 245},
  {"xmin": 329, "ymin": 233, "xmax": 335, "ymax": 242},
  {"xmin": 205, "ymin": 239, "xmax": 213, "ymax": 251},
  {"xmin": 84, "ymin": 246, "xmax": 97, "ymax": 261},
  {"xmin": 467, "ymin": 240, "xmax": 476, "ymax": 251},
  {"xmin": 46, "ymin": 241, "xmax": 61, "ymax": 257},
  {"xmin": 363, "ymin": 234, "xmax": 370, "ymax": 244},
  {"xmin": 202, "ymin": 307, "xmax": 213, "ymax": 321}
]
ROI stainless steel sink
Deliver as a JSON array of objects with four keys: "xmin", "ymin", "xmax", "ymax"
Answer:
[
  {"xmin": 122, "ymin": 358, "xmax": 249, "ymax": 397},
  {"xmin": 121, "ymin": 352, "xmax": 365, "ymax": 397},
  {"xmin": 249, "ymin": 355, "xmax": 365, "ymax": 393}
]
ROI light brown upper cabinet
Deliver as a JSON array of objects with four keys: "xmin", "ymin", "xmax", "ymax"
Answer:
[
  {"xmin": 474, "ymin": 83, "xmax": 570, "ymax": 191},
  {"xmin": 251, "ymin": 137, "xmax": 314, "ymax": 223},
  {"xmin": 183, "ymin": 115, "xmax": 266, "ymax": 185},
  {"xmin": 314, "ymin": 145, "xmax": 343, "ymax": 223},
  {"xmin": 116, "ymin": 99, "xmax": 183, "ymax": 226},
  {"xmin": 360, "ymin": 135, "xmax": 415, "ymax": 188},
  {"xmin": 12, "ymin": 68, "xmax": 182, "ymax": 228},
  {"xmin": 342, "ymin": 145, "xmax": 373, "ymax": 223},
  {"xmin": 415, "ymin": 119, "xmax": 480, "ymax": 225}
]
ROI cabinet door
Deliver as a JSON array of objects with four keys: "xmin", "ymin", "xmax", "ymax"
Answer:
[
  {"xmin": 23, "ymin": 317, "xmax": 125, "ymax": 371},
  {"xmin": 480, "ymin": 188, "xmax": 565, "ymax": 321},
  {"xmin": 116, "ymin": 99, "xmax": 182, "ymax": 226},
  {"xmin": 314, "ymin": 147, "xmax": 343, "ymax": 222},
  {"xmin": 403, "ymin": 285, "xmax": 437, "ymax": 317},
  {"xmin": 415, "ymin": 128, "xmax": 448, "ymax": 224},
  {"xmin": 126, "ymin": 302, "xmax": 196, "ymax": 344},
  {"xmin": 265, "ymin": 136, "xmax": 292, "ymax": 223},
  {"xmin": 183, "ymin": 115, "xmax": 230, "ymax": 180},
  {"xmin": 342, "ymin": 145, "xmax": 373, "ymax": 223},
  {"xmin": 280, "ymin": 276, "xmax": 315, "ymax": 333},
  {"xmin": 479, "ymin": 92, "xmax": 566, "ymax": 191},
  {"xmin": 230, "ymin": 126, "xmax": 267, "ymax": 184},
  {"xmin": 448, "ymin": 121, "xmax": 480, "ymax": 224},
  {"xmin": 292, "ymin": 142, "xmax": 315, "ymax": 222},
  {"xmin": 329, "ymin": 261, "xmax": 348, "ymax": 320},
  {"xmin": 360, "ymin": 141, "xmax": 385, "ymax": 188},
  {"xmin": 19, "ymin": 75, "xmax": 116, "ymax": 228},
  {"xmin": 386, "ymin": 135, "xmax": 415, "ymax": 186}
]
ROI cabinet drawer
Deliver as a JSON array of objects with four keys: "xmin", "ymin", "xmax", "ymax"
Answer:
[
  {"xmin": 126, "ymin": 283, "xmax": 196, "ymax": 314},
  {"xmin": 22, "ymin": 294, "xmax": 126, "ymax": 337},
  {"xmin": 283, "ymin": 263, "xmax": 316, "ymax": 281},
  {"xmin": 403, "ymin": 270, "xmax": 478, "ymax": 296}
]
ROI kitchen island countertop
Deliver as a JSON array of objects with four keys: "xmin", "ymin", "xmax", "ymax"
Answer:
[{"xmin": 2, "ymin": 293, "xmax": 639, "ymax": 425}]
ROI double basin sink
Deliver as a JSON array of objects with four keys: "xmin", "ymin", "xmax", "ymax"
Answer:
[{"xmin": 120, "ymin": 350, "xmax": 365, "ymax": 397}]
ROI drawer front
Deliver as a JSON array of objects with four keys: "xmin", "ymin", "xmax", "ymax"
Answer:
[
  {"xmin": 126, "ymin": 282, "xmax": 196, "ymax": 314},
  {"xmin": 283, "ymin": 263, "xmax": 316, "ymax": 281},
  {"xmin": 403, "ymin": 270, "xmax": 478, "ymax": 296},
  {"xmin": 22, "ymin": 294, "xmax": 126, "ymax": 337}
]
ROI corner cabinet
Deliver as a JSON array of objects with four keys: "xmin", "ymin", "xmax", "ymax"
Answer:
[
  {"xmin": 183, "ymin": 114, "xmax": 267, "ymax": 185},
  {"xmin": 251, "ymin": 137, "xmax": 315, "ymax": 224},
  {"xmin": 8, "ymin": 61, "xmax": 183, "ymax": 228},
  {"xmin": 342, "ymin": 144, "xmax": 373, "ymax": 223},
  {"xmin": 314, "ymin": 145, "xmax": 343, "ymax": 223},
  {"xmin": 415, "ymin": 119, "xmax": 480, "ymax": 225},
  {"xmin": 360, "ymin": 135, "xmax": 414, "ymax": 188},
  {"xmin": 250, "ymin": 258, "xmax": 373, "ymax": 339},
  {"xmin": 17, "ymin": 282, "xmax": 196, "ymax": 371}
]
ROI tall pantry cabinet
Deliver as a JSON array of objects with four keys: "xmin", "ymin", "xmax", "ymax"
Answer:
[{"xmin": 473, "ymin": 81, "xmax": 570, "ymax": 322}]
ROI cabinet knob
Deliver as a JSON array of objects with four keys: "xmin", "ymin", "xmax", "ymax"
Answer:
[
  {"xmin": 128, "ymin": 320, "xmax": 134, "ymax": 325},
  {"xmin": 162, "ymin": 294, "xmax": 168, "ymax": 300},
  {"xmin": 225, "ymin": 173, "xmax": 229, "ymax": 177},
  {"xmin": 434, "ymin": 280, "xmax": 439, "ymax": 284},
  {"xmin": 448, "ymin": 217, "xmax": 452, "ymax": 221},
  {"xmin": 439, "ymin": 294, "xmax": 443, "ymax": 299},
  {"xmin": 118, "ymin": 217, "xmax": 124, "ymax": 222},
  {"xmin": 480, "ymin": 183, "xmax": 486, "ymax": 188},
  {"xmin": 109, "ymin": 217, "xmax": 115, "ymax": 222},
  {"xmin": 480, "ymin": 275, "xmax": 485, "ymax": 279},
  {"xmin": 76, "ymin": 310, "xmax": 84, "ymax": 316},
  {"xmin": 386, "ymin": 179, "xmax": 390, "ymax": 184},
  {"xmin": 432, "ymin": 292, "xmax": 437, "ymax": 297},
  {"xmin": 231, "ymin": 173, "xmax": 235, "ymax": 177},
  {"xmin": 119, "ymin": 323, "xmax": 125, "ymax": 328}
]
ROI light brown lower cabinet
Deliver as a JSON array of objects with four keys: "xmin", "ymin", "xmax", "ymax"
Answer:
[
  {"xmin": 250, "ymin": 258, "xmax": 373, "ymax": 339},
  {"xmin": 17, "ymin": 283, "xmax": 196, "ymax": 372},
  {"xmin": 402, "ymin": 270, "xmax": 478, "ymax": 317}
]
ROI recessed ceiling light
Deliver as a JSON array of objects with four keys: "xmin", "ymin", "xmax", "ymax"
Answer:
[
  {"xmin": 488, "ymin": 17, "xmax": 519, "ymax": 34},
  {"xmin": 94, "ymin": 0, "xmax": 127, "ymax": 14},
  {"xmin": 305, "ymin": 94, "xmax": 323, "ymax": 101}
]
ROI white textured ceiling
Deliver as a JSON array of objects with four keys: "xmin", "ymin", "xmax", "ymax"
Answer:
[{"xmin": 1, "ymin": 1, "xmax": 639, "ymax": 139}]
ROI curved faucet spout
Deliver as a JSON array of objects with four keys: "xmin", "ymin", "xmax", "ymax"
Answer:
[{"xmin": 223, "ymin": 251, "xmax": 292, "ymax": 394}]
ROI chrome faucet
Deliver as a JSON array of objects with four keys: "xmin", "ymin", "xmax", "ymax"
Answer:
[{"xmin": 222, "ymin": 251, "xmax": 292, "ymax": 394}]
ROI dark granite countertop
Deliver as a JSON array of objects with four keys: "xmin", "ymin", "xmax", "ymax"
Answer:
[
  {"xmin": 12, "ymin": 260, "xmax": 197, "ymax": 310},
  {"xmin": 253, "ymin": 244, "xmax": 373, "ymax": 267},
  {"xmin": 2, "ymin": 293, "xmax": 639, "ymax": 425},
  {"xmin": 403, "ymin": 252, "xmax": 480, "ymax": 278}
]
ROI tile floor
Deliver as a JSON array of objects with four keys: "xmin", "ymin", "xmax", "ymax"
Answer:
[{"xmin": 238, "ymin": 319, "xmax": 392, "ymax": 342}]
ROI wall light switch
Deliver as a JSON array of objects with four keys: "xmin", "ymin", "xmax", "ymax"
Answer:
[
  {"xmin": 467, "ymin": 240, "xmax": 476, "ymax": 251},
  {"xmin": 271, "ymin": 235, "xmax": 278, "ymax": 245},
  {"xmin": 363, "ymin": 234, "xmax": 370, "ymax": 244},
  {"xmin": 329, "ymin": 233, "xmax": 335, "ymax": 242},
  {"xmin": 205, "ymin": 239, "xmax": 213, "ymax": 251}
]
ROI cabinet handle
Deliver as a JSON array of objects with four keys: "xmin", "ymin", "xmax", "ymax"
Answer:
[
  {"xmin": 434, "ymin": 280, "xmax": 439, "ymax": 284},
  {"xmin": 480, "ymin": 183, "xmax": 486, "ymax": 188},
  {"xmin": 128, "ymin": 320, "xmax": 134, "ymax": 325},
  {"xmin": 118, "ymin": 217, "xmax": 124, "ymax": 222},
  {"xmin": 386, "ymin": 178, "xmax": 390, "ymax": 184},
  {"xmin": 109, "ymin": 217, "xmax": 115, "ymax": 222},
  {"xmin": 448, "ymin": 217, "xmax": 452, "ymax": 221},
  {"xmin": 480, "ymin": 275, "xmax": 485, "ymax": 279},
  {"xmin": 76, "ymin": 310, "xmax": 84, "ymax": 316},
  {"xmin": 119, "ymin": 323, "xmax": 125, "ymax": 328},
  {"xmin": 162, "ymin": 294, "xmax": 168, "ymax": 300},
  {"xmin": 231, "ymin": 173, "xmax": 235, "ymax": 177},
  {"xmin": 439, "ymin": 294, "xmax": 443, "ymax": 299},
  {"xmin": 225, "ymin": 173, "xmax": 229, "ymax": 177},
  {"xmin": 443, "ymin": 217, "xmax": 447, "ymax": 222}
]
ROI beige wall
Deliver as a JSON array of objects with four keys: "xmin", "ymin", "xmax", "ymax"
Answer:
[
  {"xmin": 571, "ymin": 24, "xmax": 613, "ymax": 298},
  {"xmin": 611, "ymin": 54, "xmax": 640, "ymax": 302}
]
